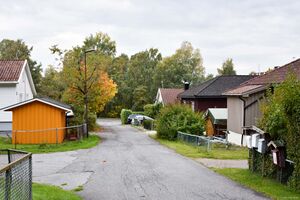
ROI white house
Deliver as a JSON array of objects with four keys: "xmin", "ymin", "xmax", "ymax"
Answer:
[{"xmin": 0, "ymin": 60, "xmax": 36, "ymax": 131}]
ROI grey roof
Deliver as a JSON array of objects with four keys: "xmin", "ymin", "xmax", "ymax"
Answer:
[
  {"xmin": 2, "ymin": 97, "xmax": 72, "ymax": 113},
  {"xmin": 179, "ymin": 75, "xmax": 255, "ymax": 99}
]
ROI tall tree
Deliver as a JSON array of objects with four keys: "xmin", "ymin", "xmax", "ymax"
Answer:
[
  {"xmin": 0, "ymin": 39, "xmax": 42, "ymax": 92},
  {"xmin": 154, "ymin": 41, "xmax": 205, "ymax": 89},
  {"xmin": 50, "ymin": 32, "xmax": 117, "ymax": 128},
  {"xmin": 127, "ymin": 48, "xmax": 162, "ymax": 109},
  {"xmin": 38, "ymin": 65, "xmax": 65, "ymax": 100},
  {"xmin": 217, "ymin": 58, "xmax": 236, "ymax": 75}
]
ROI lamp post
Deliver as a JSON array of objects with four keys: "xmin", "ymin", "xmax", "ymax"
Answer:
[{"xmin": 84, "ymin": 48, "xmax": 96, "ymax": 138}]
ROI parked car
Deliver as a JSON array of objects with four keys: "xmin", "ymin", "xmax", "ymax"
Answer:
[
  {"xmin": 127, "ymin": 114, "xmax": 143, "ymax": 124},
  {"xmin": 131, "ymin": 115, "xmax": 154, "ymax": 125}
]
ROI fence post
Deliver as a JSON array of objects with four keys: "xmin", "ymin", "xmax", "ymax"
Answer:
[
  {"xmin": 29, "ymin": 155, "xmax": 33, "ymax": 200},
  {"xmin": 5, "ymin": 169, "xmax": 12, "ymax": 200},
  {"xmin": 56, "ymin": 128, "xmax": 58, "ymax": 145}
]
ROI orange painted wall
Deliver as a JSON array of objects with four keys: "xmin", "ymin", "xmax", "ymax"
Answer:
[
  {"xmin": 205, "ymin": 117, "xmax": 215, "ymax": 136},
  {"xmin": 11, "ymin": 101, "xmax": 66, "ymax": 144}
]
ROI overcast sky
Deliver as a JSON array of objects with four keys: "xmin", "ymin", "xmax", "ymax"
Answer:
[{"xmin": 1, "ymin": 0, "xmax": 300, "ymax": 75}]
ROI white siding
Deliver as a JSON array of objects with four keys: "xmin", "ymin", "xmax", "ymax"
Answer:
[
  {"xmin": 0, "ymin": 64, "xmax": 34, "ymax": 129},
  {"xmin": 16, "ymin": 68, "xmax": 34, "ymax": 102}
]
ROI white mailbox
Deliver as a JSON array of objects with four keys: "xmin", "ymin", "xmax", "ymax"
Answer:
[
  {"xmin": 245, "ymin": 135, "xmax": 252, "ymax": 149},
  {"xmin": 257, "ymin": 138, "xmax": 266, "ymax": 153},
  {"xmin": 251, "ymin": 133, "xmax": 260, "ymax": 148}
]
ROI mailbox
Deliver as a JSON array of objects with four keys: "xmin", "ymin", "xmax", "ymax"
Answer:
[
  {"xmin": 245, "ymin": 135, "xmax": 252, "ymax": 148},
  {"xmin": 257, "ymin": 138, "xmax": 266, "ymax": 154},
  {"xmin": 268, "ymin": 140, "xmax": 286, "ymax": 168},
  {"xmin": 251, "ymin": 133, "xmax": 260, "ymax": 148}
]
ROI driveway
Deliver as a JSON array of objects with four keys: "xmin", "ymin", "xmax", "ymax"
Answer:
[{"xmin": 33, "ymin": 118, "xmax": 268, "ymax": 200}]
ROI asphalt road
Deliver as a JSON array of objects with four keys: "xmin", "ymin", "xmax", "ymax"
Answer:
[{"xmin": 77, "ymin": 118, "xmax": 268, "ymax": 200}]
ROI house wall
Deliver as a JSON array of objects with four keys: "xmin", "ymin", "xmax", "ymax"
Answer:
[
  {"xmin": 16, "ymin": 67, "xmax": 34, "ymax": 102},
  {"xmin": 227, "ymin": 97, "xmax": 244, "ymax": 145},
  {"xmin": 11, "ymin": 101, "xmax": 66, "ymax": 144},
  {"xmin": 0, "ymin": 64, "xmax": 34, "ymax": 130},
  {"xmin": 244, "ymin": 91, "xmax": 265, "ymax": 127},
  {"xmin": 155, "ymin": 89, "xmax": 163, "ymax": 105},
  {"xmin": 194, "ymin": 98, "xmax": 227, "ymax": 112}
]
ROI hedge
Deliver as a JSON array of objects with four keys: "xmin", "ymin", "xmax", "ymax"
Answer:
[
  {"xmin": 120, "ymin": 109, "xmax": 132, "ymax": 124},
  {"xmin": 156, "ymin": 104, "xmax": 205, "ymax": 140}
]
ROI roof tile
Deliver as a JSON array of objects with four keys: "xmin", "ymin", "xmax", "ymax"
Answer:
[{"xmin": 0, "ymin": 60, "xmax": 25, "ymax": 82}]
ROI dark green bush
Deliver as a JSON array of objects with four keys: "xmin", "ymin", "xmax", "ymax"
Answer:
[
  {"xmin": 120, "ymin": 109, "xmax": 132, "ymax": 124},
  {"xmin": 156, "ymin": 104, "xmax": 205, "ymax": 140},
  {"xmin": 143, "ymin": 119, "xmax": 153, "ymax": 130},
  {"xmin": 259, "ymin": 74, "xmax": 300, "ymax": 191},
  {"xmin": 132, "ymin": 111, "xmax": 144, "ymax": 115},
  {"xmin": 144, "ymin": 103, "xmax": 162, "ymax": 118}
]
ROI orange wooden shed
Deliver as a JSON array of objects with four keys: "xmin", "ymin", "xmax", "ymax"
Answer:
[{"xmin": 3, "ymin": 97, "xmax": 73, "ymax": 144}]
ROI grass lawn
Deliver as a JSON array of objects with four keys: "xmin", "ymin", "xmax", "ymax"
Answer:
[
  {"xmin": 0, "ymin": 134, "xmax": 100, "ymax": 154},
  {"xmin": 151, "ymin": 135, "xmax": 248, "ymax": 159},
  {"xmin": 214, "ymin": 168, "xmax": 300, "ymax": 200},
  {"xmin": 33, "ymin": 183, "xmax": 82, "ymax": 200}
]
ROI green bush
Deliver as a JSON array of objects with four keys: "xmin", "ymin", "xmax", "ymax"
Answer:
[
  {"xmin": 259, "ymin": 74, "xmax": 300, "ymax": 192},
  {"xmin": 120, "ymin": 109, "xmax": 132, "ymax": 124},
  {"xmin": 144, "ymin": 103, "xmax": 162, "ymax": 118},
  {"xmin": 132, "ymin": 111, "xmax": 144, "ymax": 115},
  {"xmin": 156, "ymin": 104, "xmax": 205, "ymax": 140},
  {"xmin": 143, "ymin": 119, "xmax": 153, "ymax": 130}
]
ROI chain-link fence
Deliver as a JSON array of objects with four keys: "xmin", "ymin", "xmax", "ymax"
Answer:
[
  {"xmin": 177, "ymin": 131, "xmax": 229, "ymax": 151},
  {"xmin": 0, "ymin": 149, "xmax": 32, "ymax": 200},
  {"xmin": 12, "ymin": 124, "xmax": 87, "ymax": 147}
]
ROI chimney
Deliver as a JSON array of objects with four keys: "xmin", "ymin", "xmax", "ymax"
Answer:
[{"xmin": 184, "ymin": 81, "xmax": 190, "ymax": 90}]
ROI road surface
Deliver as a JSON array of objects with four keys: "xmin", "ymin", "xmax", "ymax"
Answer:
[{"xmin": 33, "ymin": 118, "xmax": 268, "ymax": 200}]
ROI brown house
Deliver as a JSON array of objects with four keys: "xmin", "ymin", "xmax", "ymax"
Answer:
[
  {"xmin": 178, "ymin": 75, "xmax": 255, "ymax": 112},
  {"xmin": 223, "ymin": 58, "xmax": 300, "ymax": 145}
]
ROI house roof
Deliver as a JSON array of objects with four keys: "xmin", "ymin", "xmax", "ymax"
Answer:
[
  {"xmin": 224, "ymin": 58, "xmax": 300, "ymax": 96},
  {"xmin": 159, "ymin": 88, "xmax": 183, "ymax": 105},
  {"xmin": 0, "ymin": 60, "xmax": 25, "ymax": 82},
  {"xmin": 2, "ymin": 97, "xmax": 73, "ymax": 116},
  {"xmin": 205, "ymin": 108, "xmax": 227, "ymax": 125},
  {"xmin": 179, "ymin": 75, "xmax": 255, "ymax": 99}
]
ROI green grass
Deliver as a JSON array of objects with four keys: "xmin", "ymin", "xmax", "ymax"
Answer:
[
  {"xmin": 213, "ymin": 168, "xmax": 300, "ymax": 200},
  {"xmin": 33, "ymin": 183, "xmax": 82, "ymax": 200},
  {"xmin": 0, "ymin": 135, "xmax": 100, "ymax": 154},
  {"xmin": 151, "ymin": 135, "xmax": 248, "ymax": 159}
]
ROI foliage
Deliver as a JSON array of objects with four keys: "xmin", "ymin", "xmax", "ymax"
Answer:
[
  {"xmin": 132, "ymin": 86, "xmax": 149, "ymax": 111},
  {"xmin": 33, "ymin": 183, "xmax": 82, "ymax": 200},
  {"xmin": 38, "ymin": 65, "xmax": 65, "ymax": 100},
  {"xmin": 120, "ymin": 109, "xmax": 132, "ymax": 124},
  {"xmin": 0, "ymin": 135, "xmax": 100, "ymax": 154},
  {"xmin": 214, "ymin": 168, "xmax": 300, "ymax": 200},
  {"xmin": 143, "ymin": 103, "xmax": 162, "ymax": 118},
  {"xmin": 154, "ymin": 41, "xmax": 205, "ymax": 88},
  {"xmin": 126, "ymin": 48, "xmax": 162, "ymax": 109},
  {"xmin": 51, "ymin": 32, "xmax": 117, "ymax": 130},
  {"xmin": 217, "ymin": 58, "xmax": 236, "ymax": 75},
  {"xmin": 259, "ymin": 74, "xmax": 300, "ymax": 191},
  {"xmin": 0, "ymin": 39, "xmax": 42, "ymax": 92},
  {"xmin": 156, "ymin": 104, "xmax": 205, "ymax": 140},
  {"xmin": 143, "ymin": 119, "xmax": 154, "ymax": 130},
  {"xmin": 151, "ymin": 134, "xmax": 248, "ymax": 159}
]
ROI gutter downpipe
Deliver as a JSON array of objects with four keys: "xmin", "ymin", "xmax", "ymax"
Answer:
[{"xmin": 239, "ymin": 96, "xmax": 246, "ymax": 146}]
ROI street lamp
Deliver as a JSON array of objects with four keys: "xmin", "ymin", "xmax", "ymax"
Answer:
[{"xmin": 84, "ymin": 48, "xmax": 96, "ymax": 138}]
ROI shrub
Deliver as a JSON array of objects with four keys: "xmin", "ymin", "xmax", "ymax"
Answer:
[
  {"xmin": 259, "ymin": 74, "xmax": 300, "ymax": 191},
  {"xmin": 120, "ymin": 109, "xmax": 132, "ymax": 124},
  {"xmin": 144, "ymin": 103, "xmax": 162, "ymax": 118},
  {"xmin": 143, "ymin": 119, "xmax": 153, "ymax": 130},
  {"xmin": 156, "ymin": 104, "xmax": 205, "ymax": 140}
]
